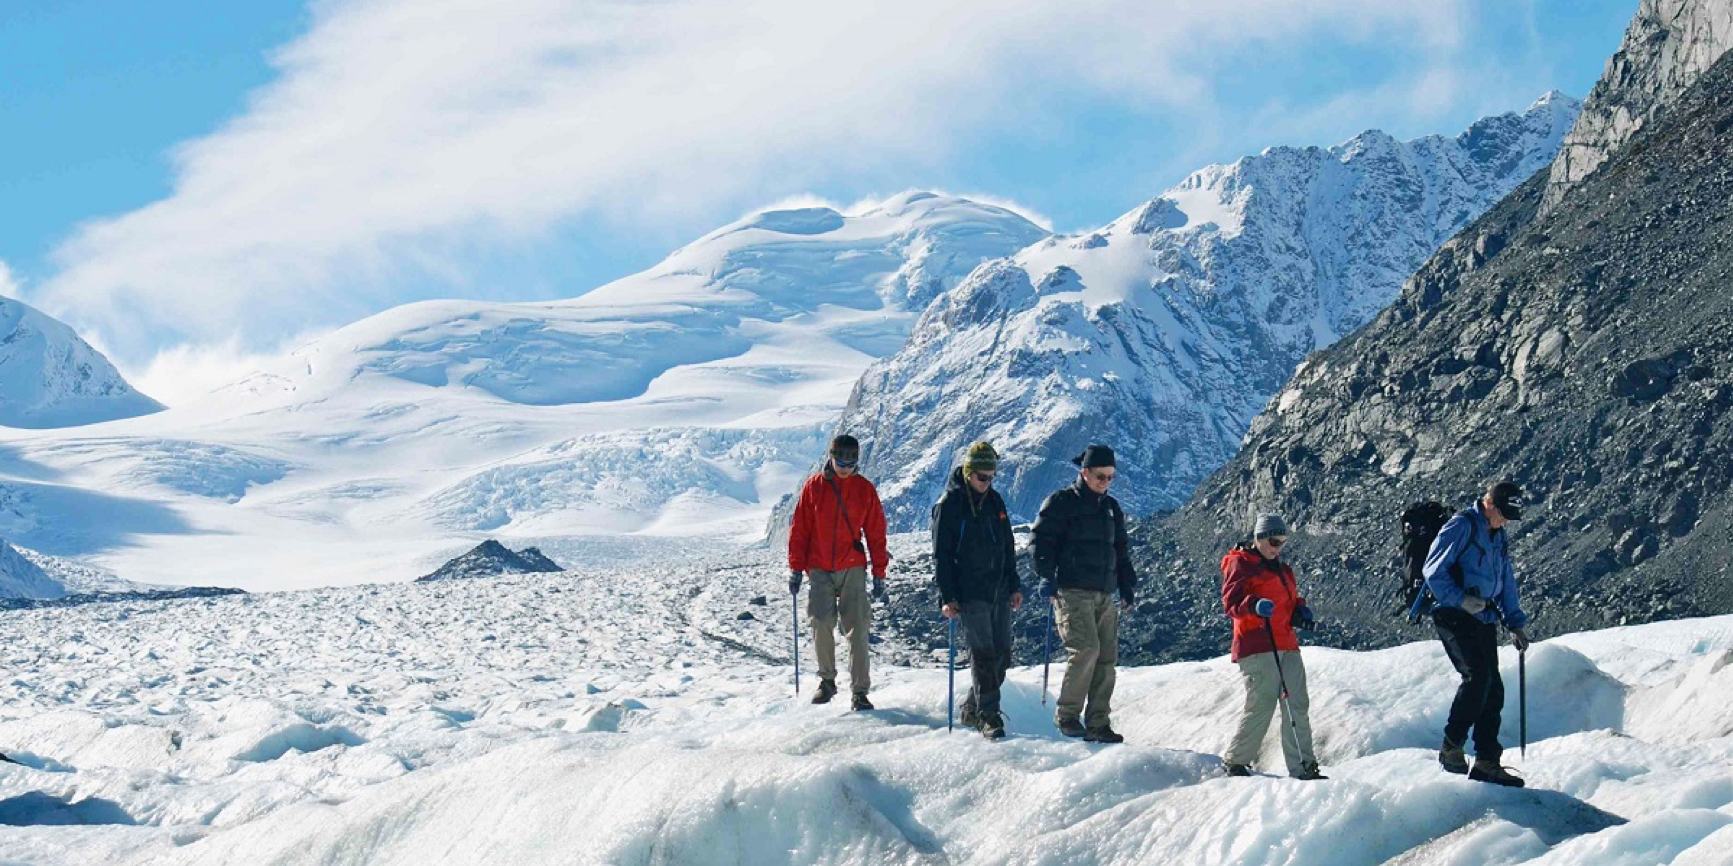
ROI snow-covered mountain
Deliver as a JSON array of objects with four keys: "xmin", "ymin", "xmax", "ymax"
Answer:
[
  {"xmin": 835, "ymin": 94, "xmax": 1581, "ymax": 530},
  {"xmin": 0, "ymin": 193, "xmax": 1046, "ymax": 589},
  {"xmin": 0, "ymin": 297, "xmax": 161, "ymax": 429},
  {"xmin": 1, "ymin": 536, "xmax": 1731, "ymax": 864}
]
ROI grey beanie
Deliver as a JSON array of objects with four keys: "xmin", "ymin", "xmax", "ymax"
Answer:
[{"xmin": 1254, "ymin": 512, "xmax": 1289, "ymax": 539}]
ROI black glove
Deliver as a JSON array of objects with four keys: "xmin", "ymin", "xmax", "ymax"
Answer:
[
  {"xmin": 1038, "ymin": 582, "xmax": 1057, "ymax": 602},
  {"xmin": 1294, "ymin": 604, "xmax": 1317, "ymax": 631},
  {"xmin": 872, "ymin": 576, "xmax": 888, "ymax": 600},
  {"xmin": 789, "ymin": 570, "xmax": 803, "ymax": 595}
]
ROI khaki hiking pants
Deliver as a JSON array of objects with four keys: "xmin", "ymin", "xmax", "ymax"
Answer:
[
  {"xmin": 1226, "ymin": 650, "xmax": 1317, "ymax": 775},
  {"xmin": 807, "ymin": 566, "xmax": 871, "ymax": 694},
  {"xmin": 1055, "ymin": 588, "xmax": 1119, "ymax": 727}
]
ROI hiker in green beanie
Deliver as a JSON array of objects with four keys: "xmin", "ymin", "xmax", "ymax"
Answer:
[{"xmin": 931, "ymin": 441, "xmax": 1022, "ymax": 740}]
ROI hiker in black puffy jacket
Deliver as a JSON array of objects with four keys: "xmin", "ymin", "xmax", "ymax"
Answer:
[
  {"xmin": 1032, "ymin": 444, "xmax": 1136, "ymax": 743},
  {"xmin": 932, "ymin": 441, "xmax": 1022, "ymax": 740}
]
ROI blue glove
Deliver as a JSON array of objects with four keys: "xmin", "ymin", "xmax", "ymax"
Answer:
[
  {"xmin": 1039, "ymin": 582, "xmax": 1057, "ymax": 601},
  {"xmin": 1294, "ymin": 604, "xmax": 1316, "ymax": 631},
  {"xmin": 789, "ymin": 570, "xmax": 803, "ymax": 595},
  {"xmin": 1253, "ymin": 598, "xmax": 1275, "ymax": 618}
]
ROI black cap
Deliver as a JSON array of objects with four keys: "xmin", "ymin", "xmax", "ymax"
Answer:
[
  {"xmin": 1489, "ymin": 481, "xmax": 1525, "ymax": 520},
  {"xmin": 1071, "ymin": 444, "xmax": 1116, "ymax": 469},
  {"xmin": 829, "ymin": 434, "xmax": 860, "ymax": 462}
]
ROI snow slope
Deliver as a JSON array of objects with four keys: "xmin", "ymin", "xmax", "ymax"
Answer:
[
  {"xmin": 0, "ymin": 541, "xmax": 1729, "ymax": 864},
  {"xmin": 0, "ymin": 193, "xmax": 1045, "ymax": 589},
  {"xmin": 837, "ymin": 94, "xmax": 1582, "ymax": 530},
  {"xmin": 0, "ymin": 297, "xmax": 161, "ymax": 429}
]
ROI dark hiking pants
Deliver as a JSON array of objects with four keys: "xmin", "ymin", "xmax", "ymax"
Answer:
[
  {"xmin": 1434, "ymin": 606, "xmax": 1505, "ymax": 760},
  {"xmin": 960, "ymin": 598, "xmax": 1013, "ymax": 718}
]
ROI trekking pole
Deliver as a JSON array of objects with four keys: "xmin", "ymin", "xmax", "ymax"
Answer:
[
  {"xmin": 1263, "ymin": 618, "xmax": 1302, "ymax": 745},
  {"xmin": 1519, "ymin": 646, "xmax": 1528, "ymax": 759},
  {"xmin": 947, "ymin": 616, "xmax": 957, "ymax": 732},
  {"xmin": 791, "ymin": 587, "xmax": 801, "ymax": 697},
  {"xmin": 1041, "ymin": 599, "xmax": 1053, "ymax": 706}
]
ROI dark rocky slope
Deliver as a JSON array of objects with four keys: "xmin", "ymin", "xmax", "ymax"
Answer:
[{"xmin": 1125, "ymin": 48, "xmax": 1733, "ymax": 662}]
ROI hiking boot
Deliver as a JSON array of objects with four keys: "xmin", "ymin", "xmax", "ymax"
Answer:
[
  {"xmin": 1293, "ymin": 761, "xmax": 1328, "ymax": 781},
  {"xmin": 1084, "ymin": 725, "xmax": 1124, "ymax": 744},
  {"xmin": 959, "ymin": 702, "xmax": 980, "ymax": 729},
  {"xmin": 1056, "ymin": 716, "xmax": 1087, "ymax": 738},
  {"xmin": 811, "ymin": 678, "xmax": 838, "ymax": 706},
  {"xmin": 1225, "ymin": 763, "xmax": 1254, "ymax": 777},
  {"xmin": 1469, "ymin": 759, "xmax": 1525, "ymax": 788},
  {"xmin": 1439, "ymin": 737, "xmax": 1468, "ymax": 775},
  {"xmin": 980, "ymin": 712, "xmax": 1006, "ymax": 741},
  {"xmin": 851, "ymin": 692, "xmax": 874, "ymax": 712}
]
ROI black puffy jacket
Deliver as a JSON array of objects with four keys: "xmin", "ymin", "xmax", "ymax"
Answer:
[
  {"xmin": 931, "ymin": 468, "xmax": 1020, "ymax": 604},
  {"xmin": 1032, "ymin": 480, "xmax": 1137, "ymax": 603}
]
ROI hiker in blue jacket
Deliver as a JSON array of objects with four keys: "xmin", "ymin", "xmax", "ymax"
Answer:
[{"xmin": 1422, "ymin": 480, "xmax": 1532, "ymax": 788}]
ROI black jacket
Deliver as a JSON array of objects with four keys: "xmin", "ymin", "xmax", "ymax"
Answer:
[
  {"xmin": 1032, "ymin": 480, "xmax": 1137, "ymax": 603},
  {"xmin": 931, "ymin": 468, "xmax": 1020, "ymax": 604}
]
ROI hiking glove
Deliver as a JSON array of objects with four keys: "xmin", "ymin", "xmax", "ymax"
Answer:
[
  {"xmin": 872, "ymin": 576, "xmax": 888, "ymax": 600},
  {"xmin": 1039, "ymin": 582, "xmax": 1057, "ymax": 601},
  {"xmin": 1509, "ymin": 627, "xmax": 1531, "ymax": 651},
  {"xmin": 1253, "ymin": 598, "xmax": 1275, "ymax": 618},
  {"xmin": 789, "ymin": 570, "xmax": 803, "ymax": 595},
  {"xmin": 1294, "ymin": 604, "xmax": 1316, "ymax": 631},
  {"xmin": 1460, "ymin": 593, "xmax": 1487, "ymax": 615}
]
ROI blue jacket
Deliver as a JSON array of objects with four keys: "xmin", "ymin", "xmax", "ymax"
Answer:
[{"xmin": 1422, "ymin": 502, "xmax": 1528, "ymax": 628}]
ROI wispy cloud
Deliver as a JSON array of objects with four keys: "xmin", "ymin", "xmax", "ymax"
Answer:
[
  {"xmin": 0, "ymin": 259, "xmax": 18, "ymax": 299},
  {"xmin": 37, "ymin": 0, "xmax": 1468, "ymax": 365}
]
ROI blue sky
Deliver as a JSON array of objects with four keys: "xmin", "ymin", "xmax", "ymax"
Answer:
[{"xmin": 1, "ymin": 0, "xmax": 1634, "ymax": 402}]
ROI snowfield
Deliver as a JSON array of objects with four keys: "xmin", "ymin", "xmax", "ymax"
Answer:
[{"xmin": 1, "ymin": 542, "xmax": 1730, "ymax": 865}]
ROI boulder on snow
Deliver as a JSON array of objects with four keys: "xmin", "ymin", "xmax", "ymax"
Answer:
[{"xmin": 416, "ymin": 541, "xmax": 566, "ymax": 582}]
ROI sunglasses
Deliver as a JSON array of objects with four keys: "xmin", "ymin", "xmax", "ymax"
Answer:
[
  {"xmin": 1264, "ymin": 537, "xmax": 1287, "ymax": 548},
  {"xmin": 971, "ymin": 471, "xmax": 996, "ymax": 483},
  {"xmin": 1089, "ymin": 471, "xmax": 1115, "ymax": 483},
  {"xmin": 832, "ymin": 458, "xmax": 858, "ymax": 469}
]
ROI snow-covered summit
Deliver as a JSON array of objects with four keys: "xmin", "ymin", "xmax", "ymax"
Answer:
[
  {"xmin": 0, "ymin": 193, "xmax": 1045, "ymax": 589},
  {"xmin": 0, "ymin": 297, "xmax": 161, "ymax": 429},
  {"xmin": 836, "ymin": 95, "xmax": 1582, "ymax": 529}
]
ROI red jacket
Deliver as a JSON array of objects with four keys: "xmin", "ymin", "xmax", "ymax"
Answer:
[
  {"xmin": 788, "ymin": 469, "xmax": 891, "ymax": 578},
  {"xmin": 1221, "ymin": 546, "xmax": 1305, "ymax": 662}
]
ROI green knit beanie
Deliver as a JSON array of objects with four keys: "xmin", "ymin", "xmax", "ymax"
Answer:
[{"xmin": 963, "ymin": 441, "xmax": 999, "ymax": 473}]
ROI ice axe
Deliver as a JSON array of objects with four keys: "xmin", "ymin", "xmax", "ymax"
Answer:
[
  {"xmin": 947, "ymin": 615, "xmax": 957, "ymax": 732},
  {"xmin": 1519, "ymin": 646, "xmax": 1528, "ymax": 759},
  {"xmin": 1041, "ymin": 596, "xmax": 1054, "ymax": 705}
]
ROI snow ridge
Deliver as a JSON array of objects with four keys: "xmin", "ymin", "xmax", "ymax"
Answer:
[
  {"xmin": 0, "ymin": 297, "xmax": 161, "ymax": 429},
  {"xmin": 838, "ymin": 95, "xmax": 1582, "ymax": 529}
]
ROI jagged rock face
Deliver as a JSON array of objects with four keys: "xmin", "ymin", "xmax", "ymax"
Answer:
[
  {"xmin": 1133, "ymin": 49, "xmax": 1733, "ymax": 663},
  {"xmin": 828, "ymin": 97, "xmax": 1579, "ymax": 533},
  {"xmin": 417, "ymin": 540, "xmax": 565, "ymax": 582},
  {"xmin": 1541, "ymin": 0, "xmax": 1733, "ymax": 214},
  {"xmin": 0, "ymin": 298, "xmax": 162, "ymax": 428}
]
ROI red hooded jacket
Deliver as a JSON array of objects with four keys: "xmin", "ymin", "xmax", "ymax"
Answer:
[
  {"xmin": 1220, "ymin": 546, "xmax": 1305, "ymax": 662},
  {"xmin": 788, "ymin": 469, "xmax": 890, "ymax": 578}
]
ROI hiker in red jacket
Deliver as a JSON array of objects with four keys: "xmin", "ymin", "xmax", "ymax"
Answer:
[
  {"xmin": 788, "ymin": 435, "xmax": 891, "ymax": 711},
  {"xmin": 1220, "ymin": 512, "xmax": 1325, "ymax": 780}
]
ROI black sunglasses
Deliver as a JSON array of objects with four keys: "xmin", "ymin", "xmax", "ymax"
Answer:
[
  {"xmin": 1264, "ymin": 537, "xmax": 1287, "ymax": 548},
  {"xmin": 971, "ymin": 471, "xmax": 996, "ymax": 483}
]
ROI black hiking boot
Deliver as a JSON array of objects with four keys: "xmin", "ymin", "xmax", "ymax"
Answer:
[
  {"xmin": 851, "ymin": 692, "xmax": 874, "ymax": 712},
  {"xmin": 1084, "ymin": 725, "xmax": 1124, "ymax": 744},
  {"xmin": 811, "ymin": 679, "xmax": 837, "ymax": 705},
  {"xmin": 1439, "ymin": 737, "xmax": 1468, "ymax": 775},
  {"xmin": 1293, "ymin": 761, "xmax": 1328, "ymax": 781},
  {"xmin": 960, "ymin": 702, "xmax": 980, "ymax": 730},
  {"xmin": 1056, "ymin": 716, "xmax": 1087, "ymax": 738},
  {"xmin": 980, "ymin": 712, "xmax": 1006, "ymax": 741},
  {"xmin": 1469, "ymin": 759, "xmax": 1525, "ymax": 788},
  {"xmin": 1225, "ymin": 763, "xmax": 1253, "ymax": 777}
]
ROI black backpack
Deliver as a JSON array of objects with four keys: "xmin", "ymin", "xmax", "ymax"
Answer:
[{"xmin": 1399, "ymin": 501, "xmax": 1452, "ymax": 620}]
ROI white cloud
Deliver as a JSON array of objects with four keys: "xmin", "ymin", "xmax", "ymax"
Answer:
[
  {"xmin": 0, "ymin": 259, "xmax": 19, "ymax": 299},
  {"xmin": 39, "ymin": 0, "xmax": 1468, "ymax": 363},
  {"xmin": 127, "ymin": 335, "xmax": 322, "ymax": 408}
]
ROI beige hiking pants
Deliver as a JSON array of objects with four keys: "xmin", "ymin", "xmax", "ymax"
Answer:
[
  {"xmin": 807, "ymin": 566, "xmax": 871, "ymax": 694},
  {"xmin": 1055, "ymin": 588, "xmax": 1119, "ymax": 727},
  {"xmin": 1226, "ymin": 650, "xmax": 1317, "ymax": 775}
]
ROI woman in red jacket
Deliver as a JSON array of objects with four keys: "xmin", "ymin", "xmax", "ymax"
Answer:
[{"xmin": 1220, "ymin": 513, "xmax": 1325, "ymax": 780}]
